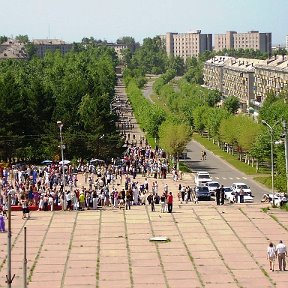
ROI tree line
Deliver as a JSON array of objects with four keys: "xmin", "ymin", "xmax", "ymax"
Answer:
[{"xmin": 0, "ymin": 45, "xmax": 123, "ymax": 163}]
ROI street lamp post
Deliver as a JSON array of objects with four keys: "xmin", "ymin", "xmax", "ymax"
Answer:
[
  {"xmin": 57, "ymin": 121, "xmax": 66, "ymax": 210},
  {"xmin": 282, "ymin": 120, "xmax": 288, "ymax": 194},
  {"xmin": 262, "ymin": 120, "xmax": 276, "ymax": 206}
]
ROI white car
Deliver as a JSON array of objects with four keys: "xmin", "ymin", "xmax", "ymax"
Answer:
[
  {"xmin": 205, "ymin": 181, "xmax": 220, "ymax": 196},
  {"xmin": 223, "ymin": 186, "xmax": 233, "ymax": 200},
  {"xmin": 231, "ymin": 182, "xmax": 252, "ymax": 196},
  {"xmin": 194, "ymin": 171, "xmax": 212, "ymax": 186},
  {"xmin": 227, "ymin": 192, "xmax": 254, "ymax": 203}
]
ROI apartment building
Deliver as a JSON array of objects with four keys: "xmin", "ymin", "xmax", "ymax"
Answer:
[
  {"xmin": 214, "ymin": 31, "xmax": 236, "ymax": 51},
  {"xmin": 203, "ymin": 56, "xmax": 232, "ymax": 93},
  {"xmin": 222, "ymin": 58, "xmax": 258, "ymax": 110},
  {"xmin": 254, "ymin": 55, "xmax": 288, "ymax": 103},
  {"xmin": 32, "ymin": 39, "xmax": 73, "ymax": 57},
  {"xmin": 214, "ymin": 31, "xmax": 272, "ymax": 55},
  {"xmin": 165, "ymin": 30, "xmax": 212, "ymax": 61},
  {"xmin": 203, "ymin": 55, "xmax": 288, "ymax": 111}
]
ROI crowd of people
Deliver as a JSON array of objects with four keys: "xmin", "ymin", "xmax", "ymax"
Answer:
[{"xmin": 0, "ymin": 144, "xmax": 180, "ymax": 223}]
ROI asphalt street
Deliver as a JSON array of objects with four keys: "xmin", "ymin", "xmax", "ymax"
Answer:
[{"xmin": 183, "ymin": 139, "xmax": 271, "ymax": 202}]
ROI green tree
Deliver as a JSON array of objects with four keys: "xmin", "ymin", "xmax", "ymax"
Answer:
[
  {"xmin": 130, "ymin": 36, "xmax": 168, "ymax": 74},
  {"xmin": 24, "ymin": 43, "xmax": 37, "ymax": 59},
  {"xmin": 223, "ymin": 96, "xmax": 240, "ymax": 114},
  {"xmin": 116, "ymin": 36, "xmax": 139, "ymax": 53},
  {"xmin": 159, "ymin": 121, "xmax": 191, "ymax": 157},
  {"xmin": 15, "ymin": 34, "xmax": 29, "ymax": 43},
  {"xmin": 0, "ymin": 35, "xmax": 8, "ymax": 44}
]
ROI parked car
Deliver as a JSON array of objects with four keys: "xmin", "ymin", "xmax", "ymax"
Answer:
[
  {"xmin": 223, "ymin": 186, "xmax": 233, "ymax": 200},
  {"xmin": 194, "ymin": 186, "xmax": 211, "ymax": 201},
  {"xmin": 231, "ymin": 182, "xmax": 252, "ymax": 196},
  {"xmin": 205, "ymin": 181, "xmax": 220, "ymax": 196},
  {"xmin": 194, "ymin": 171, "xmax": 212, "ymax": 186},
  {"xmin": 226, "ymin": 191, "xmax": 254, "ymax": 203}
]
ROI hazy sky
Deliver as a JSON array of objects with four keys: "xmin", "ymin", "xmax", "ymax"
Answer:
[{"xmin": 0, "ymin": 0, "xmax": 287, "ymax": 45}]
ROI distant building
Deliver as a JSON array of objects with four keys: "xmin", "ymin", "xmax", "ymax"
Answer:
[
  {"xmin": 106, "ymin": 43, "xmax": 128, "ymax": 59},
  {"xmin": 32, "ymin": 39, "xmax": 73, "ymax": 57},
  {"xmin": 286, "ymin": 35, "xmax": 288, "ymax": 50},
  {"xmin": 165, "ymin": 30, "xmax": 212, "ymax": 61},
  {"xmin": 214, "ymin": 31, "xmax": 272, "ymax": 55},
  {"xmin": 254, "ymin": 55, "xmax": 288, "ymax": 103},
  {"xmin": 203, "ymin": 55, "xmax": 288, "ymax": 111},
  {"xmin": 0, "ymin": 39, "xmax": 26, "ymax": 59},
  {"xmin": 214, "ymin": 31, "xmax": 236, "ymax": 51}
]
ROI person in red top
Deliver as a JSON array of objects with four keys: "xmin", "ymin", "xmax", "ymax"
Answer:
[{"xmin": 167, "ymin": 192, "xmax": 173, "ymax": 213}]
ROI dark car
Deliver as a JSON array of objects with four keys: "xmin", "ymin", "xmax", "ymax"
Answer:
[{"xmin": 194, "ymin": 186, "xmax": 211, "ymax": 201}]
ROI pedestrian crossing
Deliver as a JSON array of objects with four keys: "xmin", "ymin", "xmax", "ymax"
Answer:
[{"xmin": 212, "ymin": 176, "xmax": 247, "ymax": 181}]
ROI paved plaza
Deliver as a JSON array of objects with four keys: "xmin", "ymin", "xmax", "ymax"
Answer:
[
  {"xmin": 0, "ymin": 172, "xmax": 288, "ymax": 288},
  {"xmin": 0, "ymin": 78, "xmax": 287, "ymax": 288}
]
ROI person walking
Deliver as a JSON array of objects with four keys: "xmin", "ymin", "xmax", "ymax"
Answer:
[
  {"xmin": 167, "ymin": 192, "xmax": 173, "ymax": 213},
  {"xmin": 267, "ymin": 242, "xmax": 276, "ymax": 271},
  {"xmin": 276, "ymin": 240, "xmax": 287, "ymax": 271}
]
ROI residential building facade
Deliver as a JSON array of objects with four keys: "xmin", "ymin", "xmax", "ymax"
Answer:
[
  {"xmin": 203, "ymin": 56, "xmax": 232, "ymax": 93},
  {"xmin": 165, "ymin": 30, "xmax": 212, "ymax": 61},
  {"xmin": 254, "ymin": 56, "xmax": 288, "ymax": 103},
  {"xmin": 203, "ymin": 55, "xmax": 288, "ymax": 111},
  {"xmin": 32, "ymin": 39, "xmax": 73, "ymax": 57},
  {"xmin": 214, "ymin": 31, "xmax": 272, "ymax": 55}
]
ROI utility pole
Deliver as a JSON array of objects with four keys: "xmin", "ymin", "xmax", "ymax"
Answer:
[
  {"xmin": 6, "ymin": 194, "xmax": 15, "ymax": 287},
  {"xmin": 283, "ymin": 120, "xmax": 288, "ymax": 194},
  {"xmin": 23, "ymin": 227, "xmax": 27, "ymax": 288}
]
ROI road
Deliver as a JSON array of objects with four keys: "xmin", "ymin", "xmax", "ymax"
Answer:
[{"xmin": 183, "ymin": 139, "xmax": 270, "ymax": 202}]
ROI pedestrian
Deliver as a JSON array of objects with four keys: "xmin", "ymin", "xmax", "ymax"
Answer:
[
  {"xmin": 267, "ymin": 242, "xmax": 276, "ymax": 271},
  {"xmin": 79, "ymin": 191, "xmax": 85, "ymax": 211},
  {"xmin": 215, "ymin": 187, "xmax": 220, "ymax": 205},
  {"xmin": 160, "ymin": 193, "xmax": 166, "ymax": 213},
  {"xmin": 21, "ymin": 198, "xmax": 30, "ymax": 219},
  {"xmin": 276, "ymin": 240, "xmax": 287, "ymax": 271},
  {"xmin": 239, "ymin": 187, "xmax": 245, "ymax": 203},
  {"xmin": 167, "ymin": 192, "xmax": 173, "ymax": 213},
  {"xmin": 92, "ymin": 190, "xmax": 98, "ymax": 210},
  {"xmin": 151, "ymin": 194, "xmax": 155, "ymax": 212},
  {"xmin": 181, "ymin": 185, "xmax": 186, "ymax": 203},
  {"xmin": 0, "ymin": 213, "xmax": 5, "ymax": 232},
  {"xmin": 220, "ymin": 185, "xmax": 225, "ymax": 205},
  {"xmin": 125, "ymin": 189, "xmax": 132, "ymax": 210}
]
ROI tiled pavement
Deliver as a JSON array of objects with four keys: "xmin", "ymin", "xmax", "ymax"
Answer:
[{"xmin": 0, "ymin": 171, "xmax": 288, "ymax": 288}]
